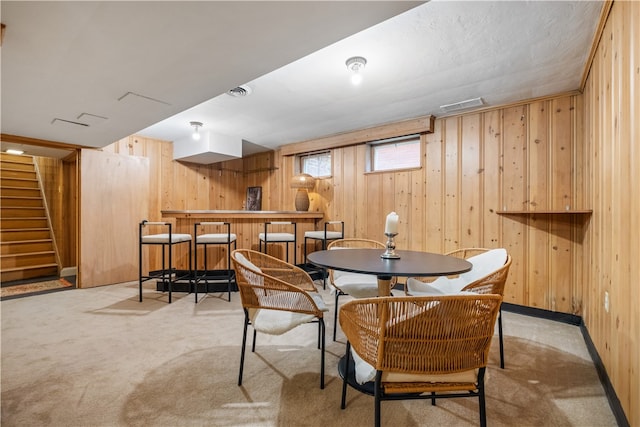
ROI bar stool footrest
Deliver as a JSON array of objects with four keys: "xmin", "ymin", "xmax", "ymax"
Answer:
[{"xmin": 154, "ymin": 269, "xmax": 237, "ymax": 293}]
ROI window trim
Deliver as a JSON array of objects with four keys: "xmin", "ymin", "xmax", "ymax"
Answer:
[
  {"xmin": 366, "ymin": 134, "xmax": 422, "ymax": 173},
  {"xmin": 297, "ymin": 150, "xmax": 332, "ymax": 178}
]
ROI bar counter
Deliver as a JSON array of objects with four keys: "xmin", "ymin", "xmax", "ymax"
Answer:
[{"xmin": 161, "ymin": 210, "xmax": 324, "ymax": 270}]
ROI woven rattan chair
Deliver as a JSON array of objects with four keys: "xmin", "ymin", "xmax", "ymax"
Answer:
[
  {"xmin": 339, "ymin": 294, "xmax": 503, "ymax": 427},
  {"xmin": 405, "ymin": 248, "xmax": 512, "ymax": 368},
  {"xmin": 231, "ymin": 249, "xmax": 328, "ymax": 389},
  {"xmin": 326, "ymin": 238, "xmax": 397, "ymax": 341}
]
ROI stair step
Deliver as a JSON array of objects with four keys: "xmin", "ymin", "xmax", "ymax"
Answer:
[
  {"xmin": 1, "ymin": 239, "xmax": 54, "ymax": 255},
  {"xmin": 0, "ymin": 196, "xmax": 44, "ymax": 208},
  {"xmin": 0, "ymin": 187, "xmax": 41, "ymax": 197},
  {"xmin": 0, "ymin": 169, "xmax": 37, "ymax": 180},
  {"xmin": 0, "ymin": 177, "xmax": 39, "ymax": 189},
  {"xmin": 1, "ymin": 206, "xmax": 46, "ymax": 218},
  {"xmin": 0, "ymin": 153, "xmax": 34, "ymax": 165},
  {"xmin": 0, "ymin": 161, "xmax": 35, "ymax": 172},
  {"xmin": 1, "ymin": 265, "xmax": 59, "ymax": 283},
  {"xmin": 1, "ymin": 251, "xmax": 57, "ymax": 269},
  {"xmin": 0, "ymin": 218, "xmax": 49, "ymax": 229},
  {"xmin": 1, "ymin": 228, "xmax": 52, "ymax": 241}
]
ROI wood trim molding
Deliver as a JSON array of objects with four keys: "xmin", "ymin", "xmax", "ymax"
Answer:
[
  {"xmin": 279, "ymin": 115, "xmax": 434, "ymax": 156},
  {"xmin": 1, "ymin": 133, "xmax": 90, "ymax": 151},
  {"xmin": 580, "ymin": 0, "xmax": 614, "ymax": 91}
]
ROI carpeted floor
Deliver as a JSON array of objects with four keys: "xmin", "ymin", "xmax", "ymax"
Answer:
[
  {"xmin": 0, "ymin": 280, "xmax": 618, "ymax": 426},
  {"xmin": 0, "ymin": 277, "xmax": 74, "ymax": 300}
]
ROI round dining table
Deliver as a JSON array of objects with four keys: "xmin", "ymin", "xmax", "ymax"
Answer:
[{"xmin": 307, "ymin": 248, "xmax": 472, "ymax": 296}]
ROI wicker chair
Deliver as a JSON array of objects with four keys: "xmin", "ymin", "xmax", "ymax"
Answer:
[
  {"xmin": 339, "ymin": 294, "xmax": 503, "ymax": 427},
  {"xmin": 405, "ymin": 248, "xmax": 512, "ymax": 368},
  {"xmin": 231, "ymin": 249, "xmax": 328, "ymax": 389},
  {"xmin": 326, "ymin": 238, "xmax": 397, "ymax": 341}
]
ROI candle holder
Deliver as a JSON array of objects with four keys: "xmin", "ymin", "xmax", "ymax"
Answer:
[{"xmin": 381, "ymin": 232, "xmax": 400, "ymax": 259}]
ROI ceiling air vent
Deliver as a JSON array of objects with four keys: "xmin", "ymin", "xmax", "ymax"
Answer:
[
  {"xmin": 226, "ymin": 85, "xmax": 252, "ymax": 98},
  {"xmin": 440, "ymin": 97, "xmax": 485, "ymax": 113}
]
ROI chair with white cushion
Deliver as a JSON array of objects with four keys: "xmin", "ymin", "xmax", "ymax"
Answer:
[
  {"xmin": 304, "ymin": 220, "xmax": 344, "ymax": 288},
  {"xmin": 138, "ymin": 220, "xmax": 192, "ymax": 303},
  {"xmin": 231, "ymin": 249, "xmax": 328, "ymax": 389},
  {"xmin": 326, "ymin": 238, "xmax": 396, "ymax": 341},
  {"xmin": 258, "ymin": 221, "xmax": 297, "ymax": 264},
  {"xmin": 339, "ymin": 294, "xmax": 503, "ymax": 427},
  {"xmin": 193, "ymin": 222, "xmax": 237, "ymax": 303},
  {"xmin": 405, "ymin": 248, "xmax": 512, "ymax": 368}
]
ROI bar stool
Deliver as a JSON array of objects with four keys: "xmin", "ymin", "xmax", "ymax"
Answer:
[
  {"xmin": 139, "ymin": 220, "xmax": 192, "ymax": 303},
  {"xmin": 258, "ymin": 221, "xmax": 297, "ymax": 264},
  {"xmin": 194, "ymin": 221, "xmax": 237, "ymax": 302},
  {"xmin": 304, "ymin": 220, "xmax": 344, "ymax": 288}
]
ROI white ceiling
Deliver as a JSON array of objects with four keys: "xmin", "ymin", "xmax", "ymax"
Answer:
[{"xmin": 1, "ymin": 1, "xmax": 603, "ymax": 160}]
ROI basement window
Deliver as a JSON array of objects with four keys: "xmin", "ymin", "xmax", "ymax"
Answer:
[
  {"xmin": 299, "ymin": 151, "xmax": 331, "ymax": 178},
  {"xmin": 367, "ymin": 135, "xmax": 421, "ymax": 172}
]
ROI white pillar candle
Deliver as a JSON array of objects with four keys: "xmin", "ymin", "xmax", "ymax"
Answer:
[{"xmin": 385, "ymin": 212, "xmax": 399, "ymax": 234}]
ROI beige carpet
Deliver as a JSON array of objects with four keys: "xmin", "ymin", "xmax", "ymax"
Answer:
[{"xmin": 1, "ymin": 281, "xmax": 617, "ymax": 426}]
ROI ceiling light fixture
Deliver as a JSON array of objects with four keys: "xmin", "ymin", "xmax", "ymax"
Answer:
[
  {"xmin": 346, "ymin": 56, "xmax": 367, "ymax": 85},
  {"xmin": 190, "ymin": 121, "xmax": 203, "ymax": 141},
  {"xmin": 6, "ymin": 149, "xmax": 24, "ymax": 155}
]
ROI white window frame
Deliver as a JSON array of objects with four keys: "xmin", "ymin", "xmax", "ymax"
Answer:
[
  {"xmin": 366, "ymin": 134, "xmax": 422, "ymax": 172},
  {"xmin": 298, "ymin": 151, "xmax": 332, "ymax": 178}
]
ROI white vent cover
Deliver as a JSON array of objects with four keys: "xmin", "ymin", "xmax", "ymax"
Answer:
[
  {"xmin": 226, "ymin": 85, "xmax": 252, "ymax": 97},
  {"xmin": 440, "ymin": 97, "xmax": 485, "ymax": 113}
]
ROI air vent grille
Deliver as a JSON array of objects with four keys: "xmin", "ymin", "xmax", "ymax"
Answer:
[
  {"xmin": 226, "ymin": 85, "xmax": 252, "ymax": 97},
  {"xmin": 440, "ymin": 97, "xmax": 485, "ymax": 113}
]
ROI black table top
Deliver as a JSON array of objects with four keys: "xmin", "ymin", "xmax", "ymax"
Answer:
[{"xmin": 307, "ymin": 248, "xmax": 472, "ymax": 278}]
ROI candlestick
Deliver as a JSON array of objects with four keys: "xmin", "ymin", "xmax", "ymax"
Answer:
[{"xmin": 381, "ymin": 232, "xmax": 400, "ymax": 259}]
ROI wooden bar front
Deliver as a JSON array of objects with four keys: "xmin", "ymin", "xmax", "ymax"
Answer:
[{"xmin": 161, "ymin": 210, "xmax": 324, "ymax": 270}]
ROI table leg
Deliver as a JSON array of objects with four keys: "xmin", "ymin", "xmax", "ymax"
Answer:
[{"xmin": 377, "ymin": 275, "xmax": 392, "ymax": 297}]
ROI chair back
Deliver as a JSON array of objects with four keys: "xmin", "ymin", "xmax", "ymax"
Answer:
[
  {"xmin": 326, "ymin": 239, "xmax": 387, "ymax": 284},
  {"xmin": 231, "ymin": 249, "xmax": 320, "ymax": 314},
  {"xmin": 461, "ymin": 255, "xmax": 512, "ymax": 296},
  {"xmin": 340, "ymin": 294, "xmax": 502, "ymax": 376}
]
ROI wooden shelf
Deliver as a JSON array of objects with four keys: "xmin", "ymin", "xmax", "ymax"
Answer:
[{"xmin": 496, "ymin": 210, "xmax": 592, "ymax": 215}]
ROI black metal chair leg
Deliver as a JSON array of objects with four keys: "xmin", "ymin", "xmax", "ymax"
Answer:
[
  {"xmin": 333, "ymin": 292, "xmax": 340, "ymax": 341},
  {"xmin": 319, "ymin": 319, "xmax": 325, "ymax": 389},
  {"xmin": 238, "ymin": 312, "xmax": 249, "ymax": 386},
  {"xmin": 498, "ymin": 308, "xmax": 505, "ymax": 368},
  {"xmin": 341, "ymin": 342, "xmax": 352, "ymax": 409}
]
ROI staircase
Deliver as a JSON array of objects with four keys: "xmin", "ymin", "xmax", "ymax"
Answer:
[{"xmin": 1, "ymin": 153, "xmax": 59, "ymax": 283}]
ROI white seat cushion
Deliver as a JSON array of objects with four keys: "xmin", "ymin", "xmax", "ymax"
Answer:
[
  {"xmin": 406, "ymin": 276, "xmax": 468, "ymax": 296},
  {"xmin": 406, "ymin": 248, "xmax": 507, "ymax": 296},
  {"xmin": 351, "ymin": 346, "xmax": 477, "ymax": 385},
  {"xmin": 258, "ymin": 232, "xmax": 295, "ymax": 242},
  {"xmin": 333, "ymin": 273, "xmax": 379, "ymax": 298},
  {"xmin": 197, "ymin": 233, "xmax": 237, "ymax": 244},
  {"xmin": 234, "ymin": 253, "xmax": 262, "ymax": 273},
  {"xmin": 304, "ymin": 230, "xmax": 343, "ymax": 240},
  {"xmin": 249, "ymin": 293, "xmax": 327, "ymax": 335},
  {"xmin": 141, "ymin": 233, "xmax": 192, "ymax": 244},
  {"xmin": 458, "ymin": 248, "xmax": 507, "ymax": 283}
]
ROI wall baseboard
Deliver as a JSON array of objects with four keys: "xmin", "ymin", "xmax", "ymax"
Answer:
[{"xmin": 502, "ymin": 303, "xmax": 629, "ymax": 427}]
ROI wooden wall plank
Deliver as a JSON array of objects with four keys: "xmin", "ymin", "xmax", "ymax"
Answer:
[
  {"xmin": 459, "ymin": 114, "xmax": 482, "ymax": 248},
  {"xmin": 424, "ymin": 123, "xmax": 444, "ymax": 253}
]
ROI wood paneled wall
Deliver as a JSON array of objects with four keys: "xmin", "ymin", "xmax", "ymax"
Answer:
[
  {"xmin": 283, "ymin": 94, "xmax": 586, "ymax": 314},
  {"xmin": 582, "ymin": 1, "xmax": 639, "ymax": 424}
]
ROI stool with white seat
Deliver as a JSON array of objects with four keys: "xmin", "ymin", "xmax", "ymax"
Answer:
[
  {"xmin": 258, "ymin": 221, "xmax": 297, "ymax": 264},
  {"xmin": 139, "ymin": 220, "xmax": 192, "ymax": 303},
  {"xmin": 194, "ymin": 221, "xmax": 237, "ymax": 302},
  {"xmin": 304, "ymin": 220, "xmax": 344, "ymax": 288}
]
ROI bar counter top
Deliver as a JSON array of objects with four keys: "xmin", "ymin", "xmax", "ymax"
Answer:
[{"xmin": 161, "ymin": 210, "xmax": 323, "ymax": 219}]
